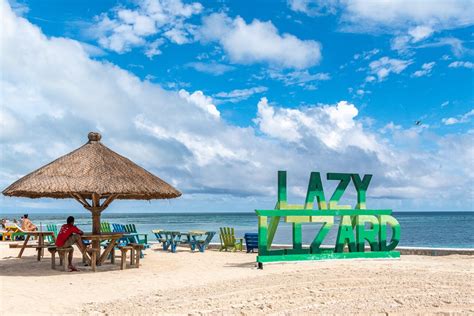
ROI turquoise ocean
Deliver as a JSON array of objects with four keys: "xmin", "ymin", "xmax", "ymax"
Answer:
[{"xmin": 1, "ymin": 212, "xmax": 472, "ymax": 248}]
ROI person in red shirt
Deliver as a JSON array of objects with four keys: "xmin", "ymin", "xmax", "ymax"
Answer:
[{"xmin": 56, "ymin": 216, "xmax": 86, "ymax": 271}]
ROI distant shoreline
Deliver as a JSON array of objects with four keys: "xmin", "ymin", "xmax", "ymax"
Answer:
[{"xmin": 1, "ymin": 210, "xmax": 473, "ymax": 215}]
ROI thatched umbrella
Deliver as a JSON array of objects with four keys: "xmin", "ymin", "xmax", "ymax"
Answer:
[{"xmin": 2, "ymin": 132, "xmax": 181, "ymax": 236}]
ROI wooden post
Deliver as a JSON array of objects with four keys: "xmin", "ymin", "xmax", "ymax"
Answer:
[
  {"xmin": 92, "ymin": 209, "xmax": 101, "ymax": 234},
  {"xmin": 91, "ymin": 209, "xmax": 101, "ymax": 252},
  {"xmin": 91, "ymin": 193, "xmax": 102, "ymax": 261}
]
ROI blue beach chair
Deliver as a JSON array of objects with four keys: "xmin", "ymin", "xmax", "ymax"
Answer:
[{"xmin": 244, "ymin": 233, "xmax": 259, "ymax": 253}]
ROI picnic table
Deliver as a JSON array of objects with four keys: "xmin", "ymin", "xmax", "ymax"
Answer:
[
  {"xmin": 153, "ymin": 230, "xmax": 215, "ymax": 253},
  {"xmin": 14, "ymin": 231, "xmax": 55, "ymax": 261},
  {"xmin": 80, "ymin": 233, "xmax": 124, "ymax": 266}
]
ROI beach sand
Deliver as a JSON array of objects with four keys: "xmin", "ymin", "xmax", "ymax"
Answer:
[{"xmin": 0, "ymin": 243, "xmax": 472, "ymax": 315}]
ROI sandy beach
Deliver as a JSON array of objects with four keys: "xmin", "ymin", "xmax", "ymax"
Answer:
[{"xmin": 0, "ymin": 243, "xmax": 472, "ymax": 315}]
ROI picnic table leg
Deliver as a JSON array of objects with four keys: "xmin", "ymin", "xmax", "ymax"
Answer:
[
  {"xmin": 98, "ymin": 239, "xmax": 116, "ymax": 265},
  {"xmin": 62, "ymin": 251, "xmax": 68, "ymax": 272},
  {"xmin": 135, "ymin": 249, "xmax": 140, "ymax": 268},
  {"xmin": 190, "ymin": 236, "xmax": 196, "ymax": 251},
  {"xmin": 39, "ymin": 234, "xmax": 45, "ymax": 259},
  {"xmin": 120, "ymin": 250, "xmax": 126, "ymax": 270},
  {"xmin": 80, "ymin": 247, "xmax": 92, "ymax": 266},
  {"xmin": 130, "ymin": 248, "xmax": 135, "ymax": 266},
  {"xmin": 18, "ymin": 234, "xmax": 31, "ymax": 258},
  {"xmin": 110, "ymin": 247, "xmax": 115, "ymax": 264},
  {"xmin": 50, "ymin": 249, "xmax": 56, "ymax": 269},
  {"xmin": 91, "ymin": 250, "xmax": 97, "ymax": 272}
]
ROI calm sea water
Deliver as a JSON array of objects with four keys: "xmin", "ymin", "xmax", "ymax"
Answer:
[{"xmin": 1, "ymin": 212, "xmax": 472, "ymax": 248}]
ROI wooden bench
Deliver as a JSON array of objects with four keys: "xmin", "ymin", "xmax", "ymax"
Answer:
[
  {"xmin": 130, "ymin": 243, "xmax": 144, "ymax": 267},
  {"xmin": 49, "ymin": 247, "xmax": 101, "ymax": 272},
  {"xmin": 118, "ymin": 246, "xmax": 133, "ymax": 270},
  {"xmin": 118, "ymin": 244, "xmax": 144, "ymax": 269},
  {"xmin": 9, "ymin": 243, "xmax": 49, "ymax": 249},
  {"xmin": 48, "ymin": 246, "xmax": 74, "ymax": 271},
  {"xmin": 10, "ymin": 243, "xmax": 54, "ymax": 260}
]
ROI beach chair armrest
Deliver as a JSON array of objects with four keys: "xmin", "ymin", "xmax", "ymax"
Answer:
[{"xmin": 137, "ymin": 233, "xmax": 148, "ymax": 244}]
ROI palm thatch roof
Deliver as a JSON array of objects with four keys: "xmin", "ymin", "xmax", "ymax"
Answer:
[{"xmin": 2, "ymin": 132, "xmax": 181, "ymax": 201}]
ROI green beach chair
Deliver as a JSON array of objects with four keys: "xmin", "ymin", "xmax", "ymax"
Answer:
[
  {"xmin": 100, "ymin": 221, "xmax": 112, "ymax": 233},
  {"xmin": 124, "ymin": 224, "xmax": 148, "ymax": 246},
  {"xmin": 45, "ymin": 224, "xmax": 58, "ymax": 243},
  {"xmin": 219, "ymin": 227, "xmax": 243, "ymax": 252}
]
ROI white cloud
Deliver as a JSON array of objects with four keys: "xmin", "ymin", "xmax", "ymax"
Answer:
[
  {"xmin": 441, "ymin": 54, "xmax": 451, "ymax": 61},
  {"xmin": 442, "ymin": 109, "xmax": 474, "ymax": 125},
  {"xmin": 164, "ymin": 22, "xmax": 197, "ymax": 44},
  {"xmin": 448, "ymin": 61, "xmax": 474, "ymax": 69},
  {"xmin": 291, "ymin": 1, "xmax": 474, "ymax": 54},
  {"xmin": 287, "ymin": 0, "xmax": 338, "ymax": 17},
  {"xmin": 417, "ymin": 37, "xmax": 469, "ymax": 57},
  {"xmin": 91, "ymin": 0, "xmax": 202, "ymax": 55},
  {"xmin": 8, "ymin": 0, "xmax": 28, "ymax": 16},
  {"xmin": 365, "ymin": 75, "xmax": 376, "ymax": 83},
  {"xmin": 353, "ymin": 48, "xmax": 379, "ymax": 60},
  {"xmin": 412, "ymin": 61, "xmax": 435, "ymax": 77},
  {"xmin": 214, "ymin": 86, "xmax": 267, "ymax": 103},
  {"xmin": 254, "ymin": 97, "xmax": 304, "ymax": 142},
  {"xmin": 367, "ymin": 57, "xmax": 412, "ymax": 81},
  {"xmin": 198, "ymin": 13, "xmax": 322, "ymax": 69},
  {"xmin": 353, "ymin": 89, "xmax": 370, "ymax": 97},
  {"xmin": 144, "ymin": 38, "xmax": 164, "ymax": 58},
  {"xmin": 254, "ymin": 98, "xmax": 384, "ymax": 155},
  {"xmin": 408, "ymin": 25, "xmax": 434, "ymax": 43},
  {"xmin": 178, "ymin": 90, "xmax": 220, "ymax": 118},
  {"xmin": 185, "ymin": 61, "xmax": 235, "ymax": 75},
  {"xmin": 441, "ymin": 101, "xmax": 450, "ymax": 108},
  {"xmin": 267, "ymin": 69, "xmax": 330, "ymax": 87},
  {"xmin": 340, "ymin": 0, "xmax": 474, "ymax": 33},
  {"xmin": 1, "ymin": 1, "xmax": 473, "ymax": 211}
]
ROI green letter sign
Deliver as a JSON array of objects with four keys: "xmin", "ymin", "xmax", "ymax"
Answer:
[{"xmin": 256, "ymin": 171, "xmax": 400, "ymax": 268}]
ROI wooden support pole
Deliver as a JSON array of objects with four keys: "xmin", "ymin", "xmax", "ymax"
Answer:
[
  {"xmin": 71, "ymin": 193, "xmax": 92, "ymax": 210},
  {"xmin": 100, "ymin": 194, "xmax": 117, "ymax": 211},
  {"xmin": 91, "ymin": 193, "xmax": 100, "ymax": 208},
  {"xmin": 92, "ymin": 209, "xmax": 101, "ymax": 234},
  {"xmin": 91, "ymin": 207, "xmax": 101, "ymax": 253}
]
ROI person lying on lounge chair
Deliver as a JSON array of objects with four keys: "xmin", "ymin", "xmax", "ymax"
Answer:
[{"xmin": 56, "ymin": 216, "xmax": 87, "ymax": 272}]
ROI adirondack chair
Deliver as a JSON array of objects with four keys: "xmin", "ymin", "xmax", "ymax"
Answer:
[
  {"xmin": 244, "ymin": 233, "xmax": 259, "ymax": 253},
  {"xmin": 124, "ymin": 224, "xmax": 149, "ymax": 248},
  {"xmin": 112, "ymin": 223, "xmax": 130, "ymax": 244},
  {"xmin": 112, "ymin": 223, "xmax": 144, "ymax": 257},
  {"xmin": 101, "ymin": 221, "xmax": 112, "ymax": 233},
  {"xmin": 219, "ymin": 227, "xmax": 243, "ymax": 252},
  {"xmin": 45, "ymin": 224, "xmax": 58, "ymax": 243}
]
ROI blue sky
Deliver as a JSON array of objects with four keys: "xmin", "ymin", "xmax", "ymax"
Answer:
[{"xmin": 1, "ymin": 0, "xmax": 473, "ymax": 214}]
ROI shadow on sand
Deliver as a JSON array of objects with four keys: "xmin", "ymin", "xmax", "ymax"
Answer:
[{"xmin": 0, "ymin": 254, "xmax": 122, "ymax": 276}]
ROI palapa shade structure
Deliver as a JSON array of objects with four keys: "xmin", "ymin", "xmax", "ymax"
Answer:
[{"xmin": 2, "ymin": 132, "xmax": 181, "ymax": 235}]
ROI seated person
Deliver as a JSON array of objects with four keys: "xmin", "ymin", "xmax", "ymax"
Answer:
[
  {"xmin": 21, "ymin": 214, "xmax": 37, "ymax": 231},
  {"xmin": 56, "ymin": 216, "xmax": 87, "ymax": 272}
]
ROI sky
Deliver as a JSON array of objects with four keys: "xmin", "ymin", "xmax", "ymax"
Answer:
[{"xmin": 0, "ymin": 0, "xmax": 473, "ymax": 214}]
